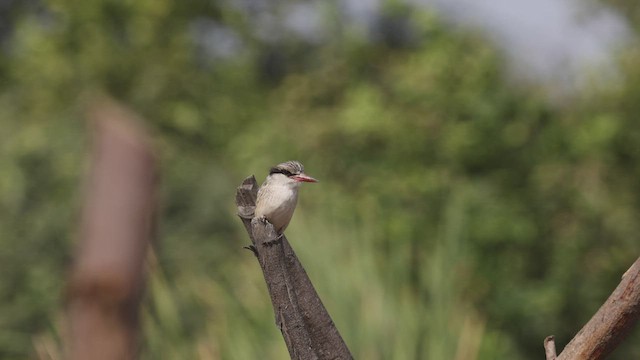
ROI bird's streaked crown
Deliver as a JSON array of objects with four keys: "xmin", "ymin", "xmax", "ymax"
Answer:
[{"xmin": 269, "ymin": 160, "xmax": 304, "ymax": 177}]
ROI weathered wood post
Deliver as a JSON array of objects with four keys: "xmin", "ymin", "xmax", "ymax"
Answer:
[
  {"xmin": 236, "ymin": 176, "xmax": 353, "ymax": 360},
  {"xmin": 67, "ymin": 99, "xmax": 157, "ymax": 360}
]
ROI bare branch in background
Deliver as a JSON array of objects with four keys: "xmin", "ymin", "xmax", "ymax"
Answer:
[
  {"xmin": 66, "ymin": 98, "xmax": 157, "ymax": 360},
  {"xmin": 547, "ymin": 257, "xmax": 640, "ymax": 360}
]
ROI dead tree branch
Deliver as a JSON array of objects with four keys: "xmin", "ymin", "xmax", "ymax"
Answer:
[
  {"xmin": 66, "ymin": 99, "xmax": 157, "ymax": 360},
  {"xmin": 549, "ymin": 257, "xmax": 640, "ymax": 360},
  {"xmin": 236, "ymin": 176, "xmax": 353, "ymax": 360}
]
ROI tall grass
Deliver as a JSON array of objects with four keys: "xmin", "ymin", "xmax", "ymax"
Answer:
[{"xmin": 40, "ymin": 183, "xmax": 517, "ymax": 359}]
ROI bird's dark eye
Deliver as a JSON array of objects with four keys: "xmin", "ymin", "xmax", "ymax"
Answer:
[{"xmin": 270, "ymin": 168, "xmax": 293, "ymax": 177}]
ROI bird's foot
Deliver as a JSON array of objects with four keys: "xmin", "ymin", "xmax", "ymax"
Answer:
[{"xmin": 243, "ymin": 245, "xmax": 259, "ymax": 257}]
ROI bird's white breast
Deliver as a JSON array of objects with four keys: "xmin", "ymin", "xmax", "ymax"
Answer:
[{"xmin": 255, "ymin": 182, "xmax": 299, "ymax": 233}]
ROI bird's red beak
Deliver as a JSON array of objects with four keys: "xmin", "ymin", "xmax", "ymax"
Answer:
[{"xmin": 292, "ymin": 173, "xmax": 318, "ymax": 183}]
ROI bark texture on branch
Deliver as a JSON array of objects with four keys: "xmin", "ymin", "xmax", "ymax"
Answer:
[
  {"xmin": 236, "ymin": 176, "xmax": 353, "ymax": 360},
  {"xmin": 552, "ymin": 257, "xmax": 640, "ymax": 360},
  {"xmin": 67, "ymin": 99, "xmax": 157, "ymax": 360}
]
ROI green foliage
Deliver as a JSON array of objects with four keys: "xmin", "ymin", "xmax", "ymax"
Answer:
[{"xmin": 1, "ymin": 1, "xmax": 640, "ymax": 359}]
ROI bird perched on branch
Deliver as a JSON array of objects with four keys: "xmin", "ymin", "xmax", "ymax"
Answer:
[{"xmin": 255, "ymin": 160, "xmax": 318, "ymax": 234}]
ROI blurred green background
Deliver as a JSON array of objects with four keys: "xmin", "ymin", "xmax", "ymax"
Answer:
[{"xmin": 2, "ymin": 0, "xmax": 640, "ymax": 359}]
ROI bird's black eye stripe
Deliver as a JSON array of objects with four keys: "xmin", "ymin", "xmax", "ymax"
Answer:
[{"xmin": 270, "ymin": 168, "xmax": 293, "ymax": 177}]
